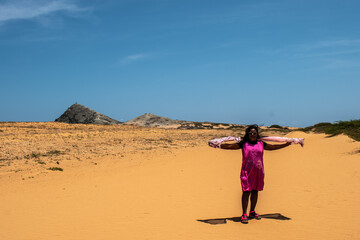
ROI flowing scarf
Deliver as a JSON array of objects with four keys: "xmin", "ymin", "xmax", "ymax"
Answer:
[{"xmin": 208, "ymin": 136, "xmax": 304, "ymax": 149}]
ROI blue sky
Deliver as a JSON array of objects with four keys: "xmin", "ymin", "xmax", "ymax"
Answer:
[{"xmin": 1, "ymin": 0, "xmax": 359, "ymax": 127}]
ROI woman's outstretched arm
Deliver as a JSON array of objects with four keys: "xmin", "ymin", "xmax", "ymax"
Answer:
[
  {"xmin": 220, "ymin": 143, "xmax": 241, "ymax": 150},
  {"xmin": 264, "ymin": 142, "xmax": 291, "ymax": 151}
]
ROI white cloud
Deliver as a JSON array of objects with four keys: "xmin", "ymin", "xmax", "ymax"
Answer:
[
  {"xmin": 0, "ymin": 0, "xmax": 85, "ymax": 24},
  {"xmin": 119, "ymin": 54, "xmax": 148, "ymax": 65},
  {"xmin": 294, "ymin": 49, "xmax": 360, "ymax": 59},
  {"xmin": 299, "ymin": 39, "xmax": 360, "ymax": 51},
  {"xmin": 124, "ymin": 54, "xmax": 146, "ymax": 61},
  {"xmin": 258, "ymin": 39, "xmax": 360, "ymax": 58}
]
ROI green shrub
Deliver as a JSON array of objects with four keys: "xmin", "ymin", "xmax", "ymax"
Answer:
[
  {"xmin": 303, "ymin": 120, "xmax": 360, "ymax": 141},
  {"xmin": 270, "ymin": 124, "xmax": 283, "ymax": 128},
  {"xmin": 45, "ymin": 150, "xmax": 63, "ymax": 156},
  {"xmin": 48, "ymin": 167, "xmax": 63, "ymax": 171},
  {"xmin": 35, "ymin": 160, "xmax": 46, "ymax": 165},
  {"xmin": 24, "ymin": 152, "xmax": 41, "ymax": 159}
]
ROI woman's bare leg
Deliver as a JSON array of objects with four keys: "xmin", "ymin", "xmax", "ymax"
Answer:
[
  {"xmin": 242, "ymin": 191, "xmax": 251, "ymax": 215},
  {"xmin": 250, "ymin": 190, "xmax": 258, "ymax": 212}
]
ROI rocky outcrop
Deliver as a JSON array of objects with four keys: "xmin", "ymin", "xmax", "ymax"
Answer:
[
  {"xmin": 125, "ymin": 113, "xmax": 183, "ymax": 127},
  {"xmin": 125, "ymin": 113, "xmax": 237, "ymax": 129},
  {"xmin": 55, "ymin": 103, "xmax": 121, "ymax": 125}
]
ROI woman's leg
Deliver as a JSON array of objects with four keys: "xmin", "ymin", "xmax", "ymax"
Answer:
[
  {"xmin": 242, "ymin": 191, "xmax": 251, "ymax": 215},
  {"xmin": 250, "ymin": 190, "xmax": 258, "ymax": 212}
]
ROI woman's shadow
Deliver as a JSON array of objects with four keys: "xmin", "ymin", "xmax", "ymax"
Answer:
[{"xmin": 197, "ymin": 213, "xmax": 290, "ymax": 225}]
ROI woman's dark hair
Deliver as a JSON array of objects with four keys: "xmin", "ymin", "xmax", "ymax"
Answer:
[{"xmin": 241, "ymin": 124, "xmax": 261, "ymax": 143}]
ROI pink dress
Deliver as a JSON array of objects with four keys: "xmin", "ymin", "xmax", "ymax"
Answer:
[{"xmin": 240, "ymin": 141, "xmax": 265, "ymax": 191}]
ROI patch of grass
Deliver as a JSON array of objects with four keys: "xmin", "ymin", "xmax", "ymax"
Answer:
[
  {"xmin": 159, "ymin": 138, "xmax": 173, "ymax": 143},
  {"xmin": 350, "ymin": 149, "xmax": 360, "ymax": 154},
  {"xmin": 140, "ymin": 147, "xmax": 153, "ymax": 150},
  {"xmin": 231, "ymin": 131, "xmax": 244, "ymax": 136},
  {"xmin": 269, "ymin": 124, "xmax": 283, "ymax": 128},
  {"xmin": 302, "ymin": 122, "xmax": 333, "ymax": 133},
  {"xmin": 113, "ymin": 138, "xmax": 122, "ymax": 144},
  {"xmin": 267, "ymin": 128, "xmax": 291, "ymax": 133},
  {"xmin": 209, "ymin": 122, "xmax": 231, "ymax": 126},
  {"xmin": 35, "ymin": 160, "xmax": 46, "ymax": 165},
  {"xmin": 193, "ymin": 123, "xmax": 205, "ymax": 129},
  {"xmin": 25, "ymin": 150, "xmax": 64, "ymax": 159},
  {"xmin": 24, "ymin": 152, "xmax": 41, "ymax": 159},
  {"xmin": 48, "ymin": 167, "xmax": 63, "ymax": 171},
  {"xmin": 144, "ymin": 138, "xmax": 157, "ymax": 142},
  {"xmin": 269, "ymin": 125, "xmax": 291, "ymax": 131},
  {"xmin": 32, "ymin": 152, "xmax": 41, "ymax": 158},
  {"xmin": 227, "ymin": 125, "xmax": 246, "ymax": 129},
  {"xmin": 43, "ymin": 150, "xmax": 64, "ymax": 156},
  {"xmin": 302, "ymin": 120, "xmax": 360, "ymax": 141}
]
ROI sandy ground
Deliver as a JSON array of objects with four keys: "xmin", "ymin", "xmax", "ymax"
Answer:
[{"xmin": 0, "ymin": 123, "xmax": 359, "ymax": 240}]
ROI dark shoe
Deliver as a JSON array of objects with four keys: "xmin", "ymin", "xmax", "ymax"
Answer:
[
  {"xmin": 241, "ymin": 214, "xmax": 248, "ymax": 224},
  {"xmin": 249, "ymin": 211, "xmax": 261, "ymax": 220}
]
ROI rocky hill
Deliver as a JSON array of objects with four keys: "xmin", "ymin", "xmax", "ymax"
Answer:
[
  {"xmin": 55, "ymin": 103, "xmax": 121, "ymax": 125},
  {"xmin": 125, "ymin": 113, "xmax": 183, "ymax": 127},
  {"xmin": 125, "ymin": 113, "xmax": 237, "ymax": 129}
]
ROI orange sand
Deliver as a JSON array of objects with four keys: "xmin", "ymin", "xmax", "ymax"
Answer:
[{"xmin": 0, "ymin": 123, "xmax": 359, "ymax": 239}]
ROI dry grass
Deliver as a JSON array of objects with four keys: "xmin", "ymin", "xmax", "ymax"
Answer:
[{"xmin": 0, "ymin": 122, "xmax": 290, "ymax": 177}]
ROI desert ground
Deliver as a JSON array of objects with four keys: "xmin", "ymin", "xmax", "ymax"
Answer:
[{"xmin": 0, "ymin": 122, "xmax": 359, "ymax": 240}]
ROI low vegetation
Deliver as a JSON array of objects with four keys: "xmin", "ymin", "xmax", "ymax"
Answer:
[
  {"xmin": 302, "ymin": 120, "xmax": 360, "ymax": 141},
  {"xmin": 269, "ymin": 124, "xmax": 283, "ymax": 129},
  {"xmin": 267, "ymin": 125, "xmax": 291, "ymax": 133},
  {"xmin": 24, "ymin": 150, "xmax": 64, "ymax": 159},
  {"xmin": 48, "ymin": 167, "xmax": 63, "ymax": 171},
  {"xmin": 35, "ymin": 160, "xmax": 46, "ymax": 165},
  {"xmin": 45, "ymin": 150, "xmax": 63, "ymax": 156}
]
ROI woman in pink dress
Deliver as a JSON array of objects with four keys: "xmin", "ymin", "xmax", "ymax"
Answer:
[{"xmin": 221, "ymin": 125, "xmax": 291, "ymax": 224}]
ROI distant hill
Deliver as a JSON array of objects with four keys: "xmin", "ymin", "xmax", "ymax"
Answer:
[
  {"xmin": 55, "ymin": 103, "xmax": 121, "ymax": 125},
  {"xmin": 125, "ymin": 113, "xmax": 183, "ymax": 127},
  {"xmin": 125, "ymin": 113, "xmax": 240, "ymax": 129}
]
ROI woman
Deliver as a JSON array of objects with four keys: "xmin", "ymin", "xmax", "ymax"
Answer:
[{"xmin": 221, "ymin": 125, "xmax": 291, "ymax": 224}]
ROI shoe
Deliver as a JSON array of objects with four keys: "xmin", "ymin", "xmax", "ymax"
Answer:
[
  {"xmin": 241, "ymin": 214, "xmax": 248, "ymax": 224},
  {"xmin": 249, "ymin": 211, "xmax": 261, "ymax": 220}
]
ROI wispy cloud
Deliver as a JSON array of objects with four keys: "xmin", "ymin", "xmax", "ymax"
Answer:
[
  {"xmin": 318, "ymin": 58, "xmax": 360, "ymax": 70},
  {"xmin": 0, "ymin": 0, "xmax": 86, "ymax": 25},
  {"xmin": 299, "ymin": 39, "xmax": 360, "ymax": 51},
  {"xmin": 193, "ymin": 2, "xmax": 279, "ymax": 25},
  {"xmin": 294, "ymin": 49, "xmax": 360, "ymax": 59},
  {"xmin": 118, "ymin": 53, "xmax": 148, "ymax": 65},
  {"xmin": 260, "ymin": 39, "xmax": 360, "ymax": 57},
  {"xmin": 124, "ymin": 54, "xmax": 146, "ymax": 61},
  {"xmin": 256, "ymin": 39, "xmax": 360, "ymax": 71}
]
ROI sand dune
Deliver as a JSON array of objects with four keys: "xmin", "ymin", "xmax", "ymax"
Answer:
[{"xmin": 0, "ymin": 123, "xmax": 359, "ymax": 239}]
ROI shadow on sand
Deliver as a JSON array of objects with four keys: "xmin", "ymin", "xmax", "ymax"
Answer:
[{"xmin": 197, "ymin": 213, "xmax": 291, "ymax": 225}]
